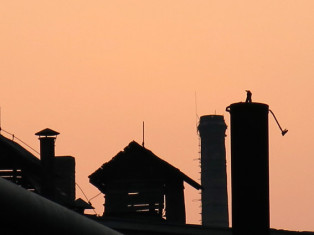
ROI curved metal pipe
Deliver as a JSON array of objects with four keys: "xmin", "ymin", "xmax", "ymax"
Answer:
[
  {"xmin": 0, "ymin": 177, "xmax": 121, "ymax": 235},
  {"xmin": 269, "ymin": 109, "xmax": 288, "ymax": 136}
]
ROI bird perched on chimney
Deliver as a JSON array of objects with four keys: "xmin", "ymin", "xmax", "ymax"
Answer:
[{"xmin": 245, "ymin": 90, "xmax": 252, "ymax": 103}]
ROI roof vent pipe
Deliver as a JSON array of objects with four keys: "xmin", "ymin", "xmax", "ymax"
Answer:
[{"xmin": 35, "ymin": 128, "xmax": 60, "ymax": 200}]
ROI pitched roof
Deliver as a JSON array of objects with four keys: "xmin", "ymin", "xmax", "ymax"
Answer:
[
  {"xmin": 0, "ymin": 134, "xmax": 42, "ymax": 192},
  {"xmin": 89, "ymin": 141, "xmax": 201, "ymax": 190},
  {"xmin": 0, "ymin": 134, "xmax": 41, "ymax": 168}
]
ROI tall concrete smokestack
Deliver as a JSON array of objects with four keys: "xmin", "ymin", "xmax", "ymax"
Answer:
[
  {"xmin": 226, "ymin": 102, "xmax": 269, "ymax": 235},
  {"xmin": 198, "ymin": 115, "xmax": 229, "ymax": 227},
  {"xmin": 35, "ymin": 128, "xmax": 60, "ymax": 200}
]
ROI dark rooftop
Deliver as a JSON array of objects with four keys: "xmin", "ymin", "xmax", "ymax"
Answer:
[
  {"xmin": 0, "ymin": 134, "xmax": 40, "ymax": 168},
  {"xmin": 89, "ymin": 141, "xmax": 201, "ymax": 191}
]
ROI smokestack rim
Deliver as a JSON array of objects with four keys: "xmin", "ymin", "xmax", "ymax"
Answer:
[
  {"xmin": 226, "ymin": 102, "xmax": 269, "ymax": 114},
  {"xmin": 199, "ymin": 114, "xmax": 225, "ymax": 122},
  {"xmin": 198, "ymin": 115, "xmax": 227, "ymax": 132}
]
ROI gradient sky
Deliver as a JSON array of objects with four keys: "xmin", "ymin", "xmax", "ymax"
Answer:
[{"xmin": 1, "ymin": 0, "xmax": 314, "ymax": 231}]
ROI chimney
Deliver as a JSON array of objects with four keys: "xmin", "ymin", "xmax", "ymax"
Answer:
[
  {"xmin": 35, "ymin": 128, "xmax": 60, "ymax": 200},
  {"xmin": 226, "ymin": 102, "xmax": 269, "ymax": 235},
  {"xmin": 198, "ymin": 115, "xmax": 229, "ymax": 227}
]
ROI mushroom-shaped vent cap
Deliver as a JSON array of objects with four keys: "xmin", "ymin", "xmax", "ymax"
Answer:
[{"xmin": 35, "ymin": 128, "xmax": 60, "ymax": 137}]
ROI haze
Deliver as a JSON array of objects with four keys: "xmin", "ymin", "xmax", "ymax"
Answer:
[{"xmin": 1, "ymin": 1, "xmax": 314, "ymax": 231}]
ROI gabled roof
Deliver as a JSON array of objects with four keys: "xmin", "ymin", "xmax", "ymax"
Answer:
[
  {"xmin": 89, "ymin": 141, "xmax": 201, "ymax": 191},
  {"xmin": 0, "ymin": 134, "xmax": 41, "ymax": 168},
  {"xmin": 0, "ymin": 134, "xmax": 42, "ymax": 192}
]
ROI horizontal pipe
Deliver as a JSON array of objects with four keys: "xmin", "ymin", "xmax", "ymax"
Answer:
[{"xmin": 0, "ymin": 177, "xmax": 121, "ymax": 235}]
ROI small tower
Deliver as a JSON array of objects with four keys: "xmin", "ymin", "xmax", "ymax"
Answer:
[
  {"xmin": 198, "ymin": 115, "xmax": 229, "ymax": 227},
  {"xmin": 35, "ymin": 128, "xmax": 76, "ymax": 207},
  {"xmin": 35, "ymin": 128, "xmax": 60, "ymax": 200}
]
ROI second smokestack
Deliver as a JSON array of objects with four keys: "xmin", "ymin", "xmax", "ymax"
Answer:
[{"xmin": 198, "ymin": 115, "xmax": 229, "ymax": 227}]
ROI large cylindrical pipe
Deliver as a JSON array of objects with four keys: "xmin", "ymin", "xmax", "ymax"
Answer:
[
  {"xmin": 227, "ymin": 102, "xmax": 269, "ymax": 235},
  {"xmin": 0, "ymin": 177, "xmax": 121, "ymax": 235}
]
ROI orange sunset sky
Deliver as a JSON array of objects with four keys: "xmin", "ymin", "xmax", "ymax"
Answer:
[{"xmin": 1, "ymin": 0, "xmax": 314, "ymax": 231}]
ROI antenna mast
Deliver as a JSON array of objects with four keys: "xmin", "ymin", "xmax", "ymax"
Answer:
[
  {"xmin": 195, "ymin": 92, "xmax": 200, "ymax": 132},
  {"xmin": 0, "ymin": 106, "xmax": 2, "ymax": 132},
  {"xmin": 142, "ymin": 121, "xmax": 145, "ymax": 147}
]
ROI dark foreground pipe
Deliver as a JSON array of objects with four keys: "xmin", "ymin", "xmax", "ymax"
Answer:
[
  {"xmin": 0, "ymin": 177, "xmax": 122, "ymax": 235},
  {"xmin": 227, "ymin": 102, "xmax": 269, "ymax": 235}
]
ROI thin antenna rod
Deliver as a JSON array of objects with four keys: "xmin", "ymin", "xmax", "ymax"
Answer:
[
  {"xmin": 195, "ymin": 92, "xmax": 199, "ymax": 133},
  {"xmin": 142, "ymin": 121, "xmax": 145, "ymax": 147},
  {"xmin": 195, "ymin": 92, "xmax": 199, "ymax": 120}
]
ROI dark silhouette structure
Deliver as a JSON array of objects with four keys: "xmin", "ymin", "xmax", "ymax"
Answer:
[
  {"xmin": 2, "ymin": 171, "xmax": 311, "ymax": 235},
  {"xmin": 0, "ymin": 117, "xmax": 310, "ymax": 235},
  {"xmin": 89, "ymin": 141, "xmax": 201, "ymax": 224},
  {"xmin": 198, "ymin": 115, "xmax": 229, "ymax": 227},
  {"xmin": 0, "ymin": 177, "xmax": 121, "ymax": 235},
  {"xmin": 36, "ymin": 128, "xmax": 60, "ymax": 201},
  {"xmin": 0, "ymin": 128, "xmax": 312, "ymax": 235},
  {"xmin": 34, "ymin": 128, "xmax": 76, "ymax": 206},
  {"xmin": 0, "ymin": 128, "xmax": 90, "ymax": 210},
  {"xmin": 226, "ymin": 102, "xmax": 270, "ymax": 235},
  {"xmin": 0, "ymin": 133, "xmax": 42, "ymax": 193}
]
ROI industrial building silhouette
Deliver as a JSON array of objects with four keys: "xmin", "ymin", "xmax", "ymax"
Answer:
[
  {"xmin": 0, "ymin": 128, "xmax": 79, "ymax": 209},
  {"xmin": 0, "ymin": 99, "xmax": 312, "ymax": 235},
  {"xmin": 89, "ymin": 141, "xmax": 201, "ymax": 224}
]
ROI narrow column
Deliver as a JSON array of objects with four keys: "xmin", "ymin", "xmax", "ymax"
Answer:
[{"xmin": 35, "ymin": 128, "xmax": 60, "ymax": 200}]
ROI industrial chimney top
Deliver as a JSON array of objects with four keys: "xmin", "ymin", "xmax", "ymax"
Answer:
[
  {"xmin": 199, "ymin": 115, "xmax": 225, "ymax": 124},
  {"xmin": 198, "ymin": 115, "xmax": 227, "ymax": 134}
]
